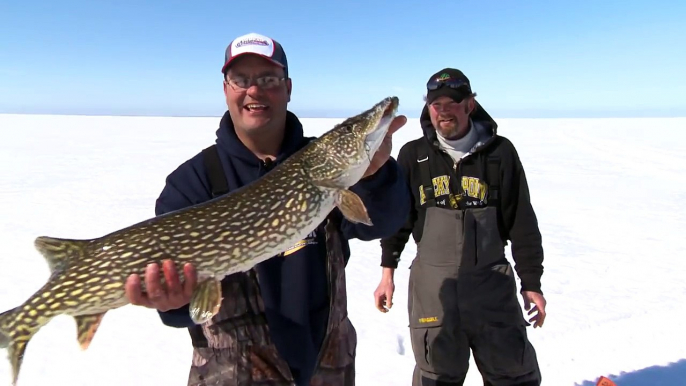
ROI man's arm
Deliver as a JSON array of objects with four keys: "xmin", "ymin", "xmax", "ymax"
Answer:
[
  {"xmin": 379, "ymin": 210, "xmax": 416, "ymax": 268},
  {"xmin": 339, "ymin": 158, "xmax": 411, "ymax": 242},
  {"xmin": 373, "ymin": 143, "xmax": 416, "ymax": 312},
  {"xmin": 498, "ymin": 138, "xmax": 544, "ymax": 294},
  {"xmin": 378, "ymin": 143, "xmax": 416, "ymax": 269}
]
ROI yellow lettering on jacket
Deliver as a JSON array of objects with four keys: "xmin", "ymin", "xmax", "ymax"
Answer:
[
  {"xmin": 432, "ymin": 175, "xmax": 450, "ymax": 197},
  {"xmin": 461, "ymin": 176, "xmax": 488, "ymax": 201}
]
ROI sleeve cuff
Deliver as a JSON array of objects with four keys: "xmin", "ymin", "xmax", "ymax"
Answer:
[
  {"xmin": 519, "ymin": 272, "xmax": 542, "ymax": 294},
  {"xmin": 381, "ymin": 249, "xmax": 401, "ymax": 269}
]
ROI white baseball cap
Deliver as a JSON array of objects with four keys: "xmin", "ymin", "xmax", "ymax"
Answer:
[{"xmin": 221, "ymin": 32, "xmax": 288, "ymax": 76}]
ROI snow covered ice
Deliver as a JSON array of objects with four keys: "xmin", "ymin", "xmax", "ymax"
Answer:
[{"xmin": 0, "ymin": 113, "xmax": 684, "ymax": 386}]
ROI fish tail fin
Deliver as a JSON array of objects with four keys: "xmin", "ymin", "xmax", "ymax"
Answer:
[
  {"xmin": 0, "ymin": 306, "xmax": 31, "ymax": 386},
  {"xmin": 0, "ymin": 236, "xmax": 86, "ymax": 386}
]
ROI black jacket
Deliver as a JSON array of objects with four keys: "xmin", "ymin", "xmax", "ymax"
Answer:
[{"xmin": 380, "ymin": 103, "xmax": 544, "ymax": 294}]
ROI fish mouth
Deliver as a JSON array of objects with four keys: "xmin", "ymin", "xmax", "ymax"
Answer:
[
  {"xmin": 381, "ymin": 96, "xmax": 399, "ymax": 122},
  {"xmin": 369, "ymin": 96, "xmax": 399, "ymax": 134},
  {"xmin": 363, "ymin": 96, "xmax": 399, "ymax": 153}
]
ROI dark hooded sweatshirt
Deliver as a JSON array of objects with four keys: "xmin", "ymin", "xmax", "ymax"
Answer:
[
  {"xmin": 380, "ymin": 103, "xmax": 545, "ymax": 294},
  {"xmin": 154, "ymin": 110, "xmax": 410, "ymax": 385}
]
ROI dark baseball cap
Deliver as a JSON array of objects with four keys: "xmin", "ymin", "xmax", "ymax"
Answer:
[
  {"xmin": 425, "ymin": 68, "xmax": 473, "ymax": 104},
  {"xmin": 221, "ymin": 32, "xmax": 288, "ymax": 77}
]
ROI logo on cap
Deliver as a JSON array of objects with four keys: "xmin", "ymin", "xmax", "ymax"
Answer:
[
  {"xmin": 437, "ymin": 73, "xmax": 451, "ymax": 81},
  {"xmin": 235, "ymin": 37, "xmax": 269, "ymax": 48},
  {"xmin": 229, "ymin": 33, "xmax": 276, "ymax": 59}
]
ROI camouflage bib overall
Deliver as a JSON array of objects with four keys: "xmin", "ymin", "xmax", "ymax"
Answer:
[{"xmin": 186, "ymin": 217, "xmax": 356, "ymax": 386}]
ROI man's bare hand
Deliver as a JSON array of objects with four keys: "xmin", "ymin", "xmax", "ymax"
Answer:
[
  {"xmin": 522, "ymin": 291, "xmax": 547, "ymax": 328},
  {"xmin": 363, "ymin": 115, "xmax": 407, "ymax": 178},
  {"xmin": 125, "ymin": 259, "xmax": 198, "ymax": 312},
  {"xmin": 374, "ymin": 268, "xmax": 396, "ymax": 313}
]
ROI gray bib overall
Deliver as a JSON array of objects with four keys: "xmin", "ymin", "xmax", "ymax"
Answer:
[{"xmin": 409, "ymin": 148, "xmax": 541, "ymax": 386}]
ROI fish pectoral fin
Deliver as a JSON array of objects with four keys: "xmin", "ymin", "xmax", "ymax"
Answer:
[
  {"xmin": 337, "ymin": 189, "xmax": 373, "ymax": 226},
  {"xmin": 189, "ymin": 278, "xmax": 223, "ymax": 325},
  {"xmin": 74, "ymin": 312, "xmax": 106, "ymax": 350}
]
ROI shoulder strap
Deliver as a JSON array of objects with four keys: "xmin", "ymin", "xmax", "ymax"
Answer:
[
  {"xmin": 417, "ymin": 144, "xmax": 436, "ymax": 208},
  {"xmin": 486, "ymin": 156, "xmax": 501, "ymax": 206},
  {"xmin": 201, "ymin": 144, "xmax": 229, "ymax": 198}
]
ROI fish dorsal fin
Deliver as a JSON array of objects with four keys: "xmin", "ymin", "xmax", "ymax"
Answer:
[{"xmin": 33, "ymin": 236, "xmax": 87, "ymax": 273}]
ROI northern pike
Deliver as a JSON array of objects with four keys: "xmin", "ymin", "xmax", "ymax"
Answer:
[{"xmin": 0, "ymin": 96, "xmax": 400, "ymax": 385}]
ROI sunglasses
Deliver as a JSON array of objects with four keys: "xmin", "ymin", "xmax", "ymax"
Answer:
[
  {"xmin": 426, "ymin": 77, "xmax": 470, "ymax": 91},
  {"xmin": 226, "ymin": 75, "xmax": 286, "ymax": 91}
]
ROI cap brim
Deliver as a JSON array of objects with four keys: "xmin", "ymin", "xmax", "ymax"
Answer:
[
  {"xmin": 221, "ymin": 52, "xmax": 285, "ymax": 74},
  {"xmin": 426, "ymin": 87, "xmax": 472, "ymax": 104}
]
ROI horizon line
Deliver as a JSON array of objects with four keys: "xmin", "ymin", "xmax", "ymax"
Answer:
[{"xmin": 2, "ymin": 111, "xmax": 685, "ymax": 120}]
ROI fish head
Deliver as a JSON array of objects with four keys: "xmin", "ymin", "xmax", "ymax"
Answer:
[{"xmin": 307, "ymin": 96, "xmax": 399, "ymax": 188}]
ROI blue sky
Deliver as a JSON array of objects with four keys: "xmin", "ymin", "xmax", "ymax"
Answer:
[{"xmin": 0, "ymin": 0, "xmax": 684, "ymax": 118}]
